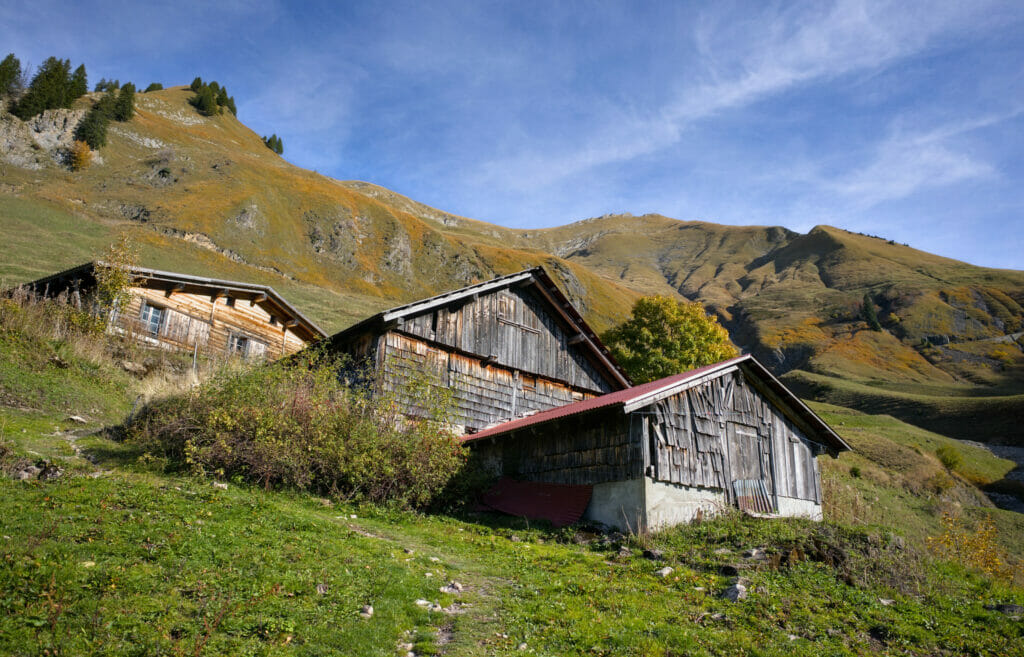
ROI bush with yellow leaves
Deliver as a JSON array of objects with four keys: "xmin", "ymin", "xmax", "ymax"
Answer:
[
  {"xmin": 70, "ymin": 139, "xmax": 92, "ymax": 171},
  {"xmin": 927, "ymin": 512, "xmax": 1012, "ymax": 579}
]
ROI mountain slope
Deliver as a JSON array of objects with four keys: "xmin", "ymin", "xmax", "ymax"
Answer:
[{"xmin": 2, "ymin": 86, "xmax": 1023, "ymax": 441}]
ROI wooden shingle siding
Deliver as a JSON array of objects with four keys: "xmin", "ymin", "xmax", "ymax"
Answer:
[
  {"xmin": 485, "ymin": 410, "xmax": 638, "ymax": 486},
  {"xmin": 379, "ymin": 332, "xmax": 596, "ymax": 431},
  {"xmin": 400, "ymin": 286, "xmax": 614, "ymax": 394},
  {"xmin": 643, "ymin": 371, "xmax": 821, "ymax": 503},
  {"xmin": 116, "ymin": 287, "xmax": 306, "ymax": 360}
]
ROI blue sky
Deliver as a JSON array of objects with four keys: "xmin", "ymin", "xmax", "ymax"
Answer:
[{"xmin": 3, "ymin": 1, "xmax": 1023, "ymax": 269}]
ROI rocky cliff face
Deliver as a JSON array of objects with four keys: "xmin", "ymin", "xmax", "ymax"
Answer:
[{"xmin": 1, "ymin": 108, "xmax": 89, "ymax": 170}]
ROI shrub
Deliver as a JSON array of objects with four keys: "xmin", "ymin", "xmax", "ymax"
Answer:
[
  {"xmin": 927, "ymin": 513, "xmax": 1012, "ymax": 579},
  {"xmin": 935, "ymin": 445, "xmax": 963, "ymax": 472},
  {"xmin": 144, "ymin": 82, "xmax": 162, "ymax": 92},
  {"xmin": 862, "ymin": 293, "xmax": 882, "ymax": 331},
  {"xmin": 849, "ymin": 465, "xmax": 861, "ymax": 478},
  {"xmin": 69, "ymin": 140, "xmax": 91, "ymax": 171},
  {"xmin": 128, "ymin": 353, "xmax": 468, "ymax": 509}
]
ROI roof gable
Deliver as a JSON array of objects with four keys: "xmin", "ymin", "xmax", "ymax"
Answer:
[{"xmin": 328, "ymin": 267, "xmax": 631, "ymax": 389}]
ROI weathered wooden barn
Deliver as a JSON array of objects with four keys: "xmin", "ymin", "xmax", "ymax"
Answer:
[
  {"xmin": 324, "ymin": 267, "xmax": 631, "ymax": 434},
  {"xmin": 465, "ymin": 355, "xmax": 851, "ymax": 531},
  {"xmin": 26, "ymin": 263, "xmax": 325, "ymax": 360}
]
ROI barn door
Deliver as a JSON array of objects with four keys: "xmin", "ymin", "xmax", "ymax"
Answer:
[{"xmin": 727, "ymin": 422, "xmax": 774, "ymax": 514}]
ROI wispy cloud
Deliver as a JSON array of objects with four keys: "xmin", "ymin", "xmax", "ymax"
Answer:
[{"xmin": 473, "ymin": 0, "xmax": 993, "ymax": 191}]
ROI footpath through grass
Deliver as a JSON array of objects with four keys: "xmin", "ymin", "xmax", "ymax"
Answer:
[{"xmin": 2, "ymin": 431, "xmax": 1023, "ymax": 657}]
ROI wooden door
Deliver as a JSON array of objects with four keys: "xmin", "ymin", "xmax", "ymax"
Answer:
[{"xmin": 727, "ymin": 422, "xmax": 774, "ymax": 513}]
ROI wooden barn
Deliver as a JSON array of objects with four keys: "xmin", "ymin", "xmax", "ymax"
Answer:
[
  {"xmin": 25, "ymin": 263, "xmax": 326, "ymax": 360},
  {"xmin": 465, "ymin": 355, "xmax": 851, "ymax": 531},
  {"xmin": 323, "ymin": 267, "xmax": 631, "ymax": 434}
]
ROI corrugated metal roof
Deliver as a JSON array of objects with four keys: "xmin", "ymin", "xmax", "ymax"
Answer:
[
  {"xmin": 478, "ymin": 478, "xmax": 593, "ymax": 527},
  {"xmin": 463, "ymin": 354, "xmax": 851, "ymax": 454},
  {"xmin": 463, "ymin": 355, "xmax": 748, "ymax": 442}
]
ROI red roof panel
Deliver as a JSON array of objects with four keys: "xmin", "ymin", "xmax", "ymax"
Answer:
[{"xmin": 478, "ymin": 478, "xmax": 593, "ymax": 528}]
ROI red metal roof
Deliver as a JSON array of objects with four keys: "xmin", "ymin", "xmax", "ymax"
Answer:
[
  {"xmin": 463, "ymin": 355, "xmax": 749, "ymax": 442},
  {"xmin": 478, "ymin": 478, "xmax": 593, "ymax": 527}
]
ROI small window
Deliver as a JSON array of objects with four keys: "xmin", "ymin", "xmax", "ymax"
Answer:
[
  {"xmin": 139, "ymin": 302, "xmax": 165, "ymax": 335},
  {"xmin": 497, "ymin": 294, "xmax": 516, "ymax": 321},
  {"xmin": 225, "ymin": 297, "xmax": 236, "ymax": 307},
  {"xmin": 227, "ymin": 333, "xmax": 249, "ymax": 355},
  {"xmin": 269, "ymin": 316, "xmax": 278, "ymax": 326}
]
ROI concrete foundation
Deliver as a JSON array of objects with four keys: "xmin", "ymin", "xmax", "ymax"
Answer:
[
  {"xmin": 775, "ymin": 495, "xmax": 823, "ymax": 521},
  {"xmin": 585, "ymin": 478, "xmax": 645, "ymax": 533},
  {"xmin": 584, "ymin": 477, "xmax": 823, "ymax": 532}
]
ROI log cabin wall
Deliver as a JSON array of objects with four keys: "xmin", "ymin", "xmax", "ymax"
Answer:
[
  {"xmin": 642, "ymin": 370, "xmax": 822, "ymax": 506},
  {"xmin": 116, "ymin": 286, "xmax": 308, "ymax": 360},
  {"xmin": 397, "ymin": 285, "xmax": 616, "ymax": 394},
  {"xmin": 473, "ymin": 409, "xmax": 641, "ymax": 486},
  {"xmin": 377, "ymin": 331, "xmax": 598, "ymax": 432}
]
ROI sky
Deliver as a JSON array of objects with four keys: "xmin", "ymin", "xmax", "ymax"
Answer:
[{"xmin": 3, "ymin": 1, "xmax": 1023, "ymax": 269}]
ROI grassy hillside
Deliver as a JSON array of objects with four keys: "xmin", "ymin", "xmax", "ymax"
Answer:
[
  {"xmin": 2, "ymin": 86, "xmax": 1023, "ymax": 440},
  {"xmin": 1, "ymin": 305, "xmax": 1022, "ymax": 656}
]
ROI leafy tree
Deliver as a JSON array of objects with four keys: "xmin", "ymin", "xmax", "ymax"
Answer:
[
  {"xmin": 189, "ymin": 85, "xmax": 219, "ymax": 116},
  {"xmin": 11, "ymin": 56, "xmax": 74, "ymax": 119},
  {"xmin": 69, "ymin": 139, "xmax": 92, "ymax": 171},
  {"xmin": 144, "ymin": 82, "xmax": 163, "ymax": 92},
  {"xmin": 69, "ymin": 64, "xmax": 87, "ymax": 99},
  {"xmin": 0, "ymin": 53, "xmax": 22, "ymax": 97},
  {"xmin": 190, "ymin": 76, "xmax": 203, "ymax": 92},
  {"xmin": 862, "ymin": 293, "xmax": 882, "ymax": 331},
  {"xmin": 112, "ymin": 82, "xmax": 135, "ymax": 121},
  {"xmin": 601, "ymin": 295, "xmax": 739, "ymax": 384},
  {"xmin": 94, "ymin": 232, "xmax": 139, "ymax": 319}
]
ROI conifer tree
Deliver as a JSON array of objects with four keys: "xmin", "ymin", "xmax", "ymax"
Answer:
[
  {"xmin": 69, "ymin": 64, "xmax": 88, "ymax": 99},
  {"xmin": 0, "ymin": 53, "xmax": 22, "ymax": 97},
  {"xmin": 190, "ymin": 77, "xmax": 203, "ymax": 92},
  {"xmin": 75, "ymin": 89, "xmax": 116, "ymax": 149},
  {"xmin": 216, "ymin": 85, "xmax": 229, "ymax": 108},
  {"xmin": 144, "ymin": 82, "xmax": 162, "ymax": 92},
  {"xmin": 225, "ymin": 95, "xmax": 237, "ymax": 116},
  {"xmin": 12, "ymin": 56, "xmax": 73, "ymax": 119},
  {"xmin": 189, "ymin": 85, "xmax": 219, "ymax": 116},
  {"xmin": 112, "ymin": 82, "xmax": 135, "ymax": 121}
]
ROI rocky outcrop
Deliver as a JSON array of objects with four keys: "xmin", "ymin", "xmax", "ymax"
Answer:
[{"xmin": 0, "ymin": 109, "xmax": 87, "ymax": 169}]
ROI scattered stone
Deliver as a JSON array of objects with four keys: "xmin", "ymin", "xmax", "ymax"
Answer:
[
  {"xmin": 37, "ymin": 462, "xmax": 63, "ymax": 480},
  {"xmin": 788, "ymin": 634, "xmax": 799, "ymax": 641},
  {"xmin": 212, "ymin": 482, "xmax": 228, "ymax": 490},
  {"xmin": 743, "ymin": 548, "xmax": 767, "ymax": 559},
  {"xmin": 16, "ymin": 465, "xmax": 41, "ymax": 481},
  {"xmin": 439, "ymin": 581, "xmax": 464, "ymax": 594},
  {"xmin": 67, "ymin": 415, "xmax": 88, "ymax": 424},
  {"xmin": 892, "ymin": 536, "xmax": 905, "ymax": 550},
  {"xmin": 316, "ymin": 583, "xmax": 329, "ymax": 595},
  {"xmin": 878, "ymin": 598, "xmax": 895, "ymax": 606},
  {"xmin": 318, "ymin": 498, "xmax": 333, "ymax": 507},
  {"xmin": 694, "ymin": 586, "xmax": 705, "ymax": 592},
  {"xmin": 48, "ymin": 355, "xmax": 69, "ymax": 369},
  {"xmin": 721, "ymin": 577, "xmax": 750, "ymax": 602},
  {"xmin": 617, "ymin": 545, "xmax": 632, "ymax": 558},
  {"xmin": 425, "ymin": 572, "xmax": 434, "ymax": 577},
  {"xmin": 518, "ymin": 642, "xmax": 528, "ymax": 650},
  {"xmin": 359, "ymin": 604, "xmax": 373, "ymax": 619},
  {"xmin": 429, "ymin": 557, "xmax": 440, "ymax": 563},
  {"xmin": 713, "ymin": 547, "xmax": 732, "ymax": 555},
  {"xmin": 710, "ymin": 612, "xmax": 726, "ymax": 621},
  {"xmin": 655, "ymin": 566, "xmax": 674, "ymax": 578},
  {"xmin": 120, "ymin": 360, "xmax": 146, "ymax": 374},
  {"xmin": 404, "ymin": 548, "xmax": 415, "ymax": 555},
  {"xmin": 643, "ymin": 549, "xmax": 665, "ymax": 561},
  {"xmin": 510, "ymin": 535, "xmax": 521, "ymax": 542},
  {"xmin": 986, "ymin": 604, "xmax": 1024, "ymax": 617},
  {"xmin": 350, "ymin": 514, "xmax": 357, "ymax": 519},
  {"xmin": 415, "ymin": 599, "xmax": 431, "ymax": 607},
  {"xmin": 81, "ymin": 561, "xmax": 96, "ymax": 568}
]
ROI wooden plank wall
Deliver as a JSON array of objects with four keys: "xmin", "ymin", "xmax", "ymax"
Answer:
[
  {"xmin": 116, "ymin": 287, "xmax": 308, "ymax": 360},
  {"xmin": 474, "ymin": 409, "xmax": 640, "ymax": 486},
  {"xmin": 399, "ymin": 285, "xmax": 615, "ymax": 394},
  {"xmin": 643, "ymin": 370, "xmax": 821, "ymax": 503},
  {"xmin": 379, "ymin": 332, "xmax": 593, "ymax": 431}
]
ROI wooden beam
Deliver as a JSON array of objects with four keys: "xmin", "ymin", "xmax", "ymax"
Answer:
[
  {"xmin": 253, "ymin": 292, "xmax": 268, "ymax": 303},
  {"xmin": 211, "ymin": 288, "xmax": 228, "ymax": 300},
  {"xmin": 165, "ymin": 283, "xmax": 185, "ymax": 297},
  {"xmin": 568, "ymin": 333, "xmax": 587, "ymax": 345}
]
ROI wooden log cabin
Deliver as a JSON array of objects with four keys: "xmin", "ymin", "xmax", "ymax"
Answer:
[
  {"xmin": 465, "ymin": 355, "xmax": 851, "ymax": 531},
  {"xmin": 26, "ymin": 263, "xmax": 326, "ymax": 360},
  {"xmin": 324, "ymin": 267, "xmax": 632, "ymax": 434}
]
